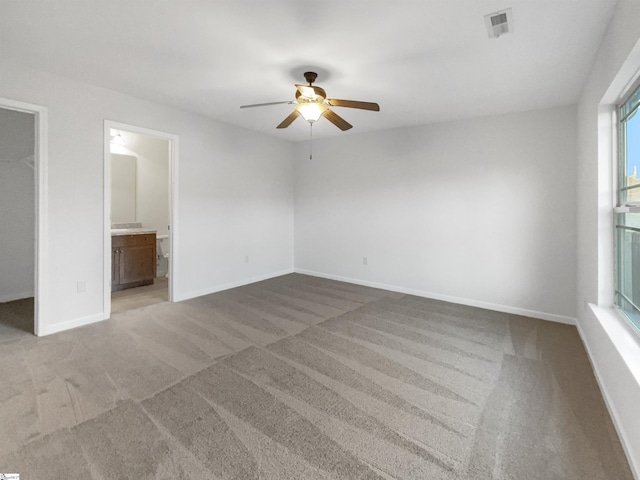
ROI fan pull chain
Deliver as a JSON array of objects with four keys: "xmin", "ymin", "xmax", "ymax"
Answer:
[{"xmin": 309, "ymin": 122, "xmax": 313, "ymax": 160}]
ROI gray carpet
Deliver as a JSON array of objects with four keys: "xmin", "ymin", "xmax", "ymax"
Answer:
[{"xmin": 0, "ymin": 273, "xmax": 632, "ymax": 479}]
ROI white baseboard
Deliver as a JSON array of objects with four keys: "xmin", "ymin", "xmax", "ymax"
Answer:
[
  {"xmin": 576, "ymin": 306, "xmax": 640, "ymax": 480},
  {"xmin": 294, "ymin": 268, "xmax": 576, "ymax": 325},
  {"xmin": 0, "ymin": 291, "xmax": 34, "ymax": 303},
  {"xmin": 174, "ymin": 268, "xmax": 294, "ymax": 302},
  {"xmin": 38, "ymin": 313, "xmax": 106, "ymax": 337}
]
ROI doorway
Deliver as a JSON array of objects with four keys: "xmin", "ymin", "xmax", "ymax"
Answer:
[
  {"xmin": 103, "ymin": 121, "xmax": 178, "ymax": 318},
  {"xmin": 0, "ymin": 98, "xmax": 48, "ymax": 336}
]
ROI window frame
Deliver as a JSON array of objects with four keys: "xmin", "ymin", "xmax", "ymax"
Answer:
[{"xmin": 614, "ymin": 77, "xmax": 640, "ymax": 331}]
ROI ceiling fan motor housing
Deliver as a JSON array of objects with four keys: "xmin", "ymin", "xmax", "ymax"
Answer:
[{"xmin": 295, "ymin": 88, "xmax": 327, "ymax": 101}]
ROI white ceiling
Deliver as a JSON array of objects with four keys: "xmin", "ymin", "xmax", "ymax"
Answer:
[{"xmin": 0, "ymin": 1, "xmax": 616, "ymax": 142}]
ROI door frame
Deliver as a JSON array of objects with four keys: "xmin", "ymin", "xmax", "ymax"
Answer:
[
  {"xmin": 103, "ymin": 120, "xmax": 179, "ymax": 319},
  {"xmin": 0, "ymin": 97, "xmax": 49, "ymax": 336}
]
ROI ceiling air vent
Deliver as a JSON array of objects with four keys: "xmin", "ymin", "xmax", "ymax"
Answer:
[{"xmin": 484, "ymin": 8, "xmax": 513, "ymax": 39}]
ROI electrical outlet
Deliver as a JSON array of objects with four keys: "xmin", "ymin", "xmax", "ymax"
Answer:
[
  {"xmin": 363, "ymin": 257, "xmax": 368, "ymax": 266},
  {"xmin": 77, "ymin": 280, "xmax": 86, "ymax": 293}
]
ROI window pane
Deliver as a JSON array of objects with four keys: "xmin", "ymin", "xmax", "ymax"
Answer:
[
  {"xmin": 621, "ymin": 85, "xmax": 640, "ymax": 120},
  {"xmin": 615, "ymin": 213, "xmax": 640, "ymax": 331},
  {"xmin": 620, "ymin": 109, "xmax": 640, "ymax": 204},
  {"xmin": 615, "ymin": 293, "xmax": 640, "ymax": 331}
]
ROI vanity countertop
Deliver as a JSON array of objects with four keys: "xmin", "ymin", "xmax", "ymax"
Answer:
[{"xmin": 111, "ymin": 228, "xmax": 157, "ymax": 236}]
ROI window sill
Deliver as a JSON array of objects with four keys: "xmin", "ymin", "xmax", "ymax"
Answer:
[{"xmin": 587, "ymin": 303, "xmax": 640, "ymax": 386}]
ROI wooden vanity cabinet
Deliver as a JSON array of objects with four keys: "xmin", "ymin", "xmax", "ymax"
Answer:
[{"xmin": 111, "ymin": 233, "xmax": 157, "ymax": 291}]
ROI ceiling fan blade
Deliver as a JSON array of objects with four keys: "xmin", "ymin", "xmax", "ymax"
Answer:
[
  {"xmin": 295, "ymin": 84, "xmax": 326, "ymax": 100},
  {"xmin": 240, "ymin": 101, "xmax": 294, "ymax": 109},
  {"xmin": 327, "ymin": 99, "xmax": 380, "ymax": 111},
  {"xmin": 323, "ymin": 109, "xmax": 353, "ymax": 131},
  {"xmin": 276, "ymin": 110, "xmax": 300, "ymax": 129}
]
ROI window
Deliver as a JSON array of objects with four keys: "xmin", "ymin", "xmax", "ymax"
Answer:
[{"xmin": 615, "ymin": 82, "xmax": 640, "ymax": 331}]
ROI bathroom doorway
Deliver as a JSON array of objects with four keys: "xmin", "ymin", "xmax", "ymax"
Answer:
[
  {"xmin": 0, "ymin": 98, "xmax": 48, "ymax": 336},
  {"xmin": 103, "ymin": 121, "xmax": 178, "ymax": 318}
]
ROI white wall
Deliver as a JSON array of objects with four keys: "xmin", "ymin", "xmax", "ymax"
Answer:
[
  {"xmin": 0, "ymin": 108, "xmax": 35, "ymax": 302},
  {"xmin": 295, "ymin": 106, "xmax": 577, "ymax": 323},
  {"xmin": 0, "ymin": 60, "xmax": 294, "ymax": 334},
  {"xmin": 576, "ymin": 0, "xmax": 640, "ymax": 476}
]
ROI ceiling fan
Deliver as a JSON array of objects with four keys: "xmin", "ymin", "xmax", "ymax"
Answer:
[{"xmin": 240, "ymin": 71, "xmax": 380, "ymax": 131}]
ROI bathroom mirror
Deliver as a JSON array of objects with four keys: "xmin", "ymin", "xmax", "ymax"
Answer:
[{"xmin": 111, "ymin": 154, "xmax": 137, "ymax": 223}]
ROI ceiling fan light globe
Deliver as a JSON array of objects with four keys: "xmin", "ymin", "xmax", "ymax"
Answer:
[{"xmin": 296, "ymin": 102, "xmax": 327, "ymax": 123}]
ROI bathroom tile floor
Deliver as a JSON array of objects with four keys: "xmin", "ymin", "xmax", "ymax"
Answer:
[{"xmin": 111, "ymin": 276, "xmax": 169, "ymax": 314}]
